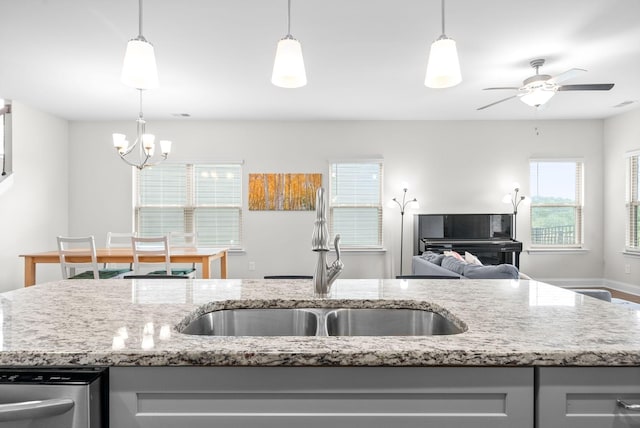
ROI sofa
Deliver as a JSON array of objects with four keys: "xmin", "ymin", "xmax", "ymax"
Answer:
[{"xmin": 412, "ymin": 251, "xmax": 520, "ymax": 279}]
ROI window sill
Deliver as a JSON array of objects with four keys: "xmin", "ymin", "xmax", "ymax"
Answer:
[
  {"xmin": 623, "ymin": 250, "xmax": 640, "ymax": 258},
  {"xmin": 527, "ymin": 248, "xmax": 589, "ymax": 255}
]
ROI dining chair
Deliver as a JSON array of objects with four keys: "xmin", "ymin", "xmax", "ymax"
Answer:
[
  {"xmin": 169, "ymin": 231, "xmax": 198, "ymax": 273},
  {"xmin": 57, "ymin": 235, "xmax": 131, "ymax": 279},
  {"xmin": 105, "ymin": 231, "xmax": 136, "ymax": 269},
  {"xmin": 131, "ymin": 236, "xmax": 196, "ymax": 278}
]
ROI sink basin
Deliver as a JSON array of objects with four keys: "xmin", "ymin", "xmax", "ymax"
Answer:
[
  {"xmin": 325, "ymin": 308, "xmax": 464, "ymax": 336},
  {"xmin": 181, "ymin": 309, "xmax": 319, "ymax": 336},
  {"xmin": 180, "ymin": 307, "xmax": 464, "ymax": 337}
]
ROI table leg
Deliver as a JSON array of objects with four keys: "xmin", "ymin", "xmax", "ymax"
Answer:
[
  {"xmin": 220, "ymin": 251, "xmax": 228, "ymax": 279},
  {"xmin": 201, "ymin": 257, "xmax": 211, "ymax": 279},
  {"xmin": 24, "ymin": 257, "xmax": 36, "ymax": 287}
]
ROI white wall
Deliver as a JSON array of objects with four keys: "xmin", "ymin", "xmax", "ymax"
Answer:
[
  {"xmin": 603, "ymin": 108, "xmax": 640, "ymax": 288},
  {"xmin": 0, "ymin": 102, "xmax": 69, "ymax": 292},
  {"xmin": 68, "ymin": 119, "xmax": 604, "ymax": 282}
]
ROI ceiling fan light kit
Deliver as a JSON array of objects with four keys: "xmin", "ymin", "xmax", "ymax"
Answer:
[
  {"xmin": 272, "ymin": 0, "xmax": 307, "ymax": 88},
  {"xmin": 425, "ymin": 0, "xmax": 462, "ymax": 89}
]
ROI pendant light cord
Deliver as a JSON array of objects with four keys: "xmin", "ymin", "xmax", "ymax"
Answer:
[
  {"xmin": 138, "ymin": 0, "xmax": 144, "ymax": 38},
  {"xmin": 287, "ymin": 0, "xmax": 292, "ymax": 36},
  {"xmin": 441, "ymin": 0, "xmax": 446, "ymax": 36}
]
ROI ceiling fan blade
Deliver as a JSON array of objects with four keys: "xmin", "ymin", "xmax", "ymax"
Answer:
[
  {"xmin": 477, "ymin": 95, "xmax": 520, "ymax": 111},
  {"xmin": 483, "ymin": 87, "xmax": 520, "ymax": 90},
  {"xmin": 548, "ymin": 68, "xmax": 586, "ymax": 84},
  {"xmin": 557, "ymin": 83, "xmax": 615, "ymax": 91}
]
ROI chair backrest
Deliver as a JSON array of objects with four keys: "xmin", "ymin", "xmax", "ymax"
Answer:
[
  {"xmin": 169, "ymin": 232, "xmax": 198, "ymax": 248},
  {"xmin": 57, "ymin": 235, "xmax": 99, "ymax": 279},
  {"xmin": 107, "ymin": 232, "xmax": 136, "ymax": 248},
  {"xmin": 131, "ymin": 236, "xmax": 171, "ymax": 275}
]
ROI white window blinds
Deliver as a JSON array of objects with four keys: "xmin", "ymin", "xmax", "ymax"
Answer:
[
  {"xmin": 529, "ymin": 160, "xmax": 584, "ymax": 247},
  {"xmin": 329, "ymin": 161, "xmax": 383, "ymax": 249},
  {"xmin": 626, "ymin": 152, "xmax": 639, "ymax": 251},
  {"xmin": 135, "ymin": 163, "xmax": 242, "ymax": 249}
]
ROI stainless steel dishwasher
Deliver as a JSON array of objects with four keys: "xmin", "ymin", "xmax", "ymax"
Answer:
[{"xmin": 0, "ymin": 367, "xmax": 106, "ymax": 428}]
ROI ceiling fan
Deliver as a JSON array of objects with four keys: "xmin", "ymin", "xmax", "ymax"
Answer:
[{"xmin": 477, "ymin": 59, "xmax": 614, "ymax": 111}]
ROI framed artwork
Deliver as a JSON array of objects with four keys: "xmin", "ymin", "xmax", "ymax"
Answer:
[{"xmin": 248, "ymin": 173, "xmax": 322, "ymax": 211}]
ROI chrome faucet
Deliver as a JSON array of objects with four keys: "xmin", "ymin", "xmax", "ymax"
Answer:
[{"xmin": 312, "ymin": 187, "xmax": 343, "ymax": 296}]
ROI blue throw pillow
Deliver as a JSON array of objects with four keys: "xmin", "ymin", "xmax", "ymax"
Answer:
[
  {"xmin": 441, "ymin": 256, "xmax": 467, "ymax": 275},
  {"xmin": 463, "ymin": 263, "xmax": 519, "ymax": 279},
  {"xmin": 421, "ymin": 251, "xmax": 445, "ymax": 266}
]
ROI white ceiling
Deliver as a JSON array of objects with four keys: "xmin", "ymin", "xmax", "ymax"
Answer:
[{"xmin": 1, "ymin": 0, "xmax": 639, "ymax": 121}]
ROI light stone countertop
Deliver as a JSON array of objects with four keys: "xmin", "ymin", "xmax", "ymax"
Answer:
[{"xmin": 1, "ymin": 278, "xmax": 639, "ymax": 367}]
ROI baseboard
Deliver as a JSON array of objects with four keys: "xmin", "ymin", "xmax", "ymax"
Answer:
[
  {"xmin": 603, "ymin": 279, "xmax": 640, "ymax": 296},
  {"xmin": 534, "ymin": 277, "xmax": 640, "ymax": 296},
  {"xmin": 535, "ymin": 277, "xmax": 605, "ymax": 288}
]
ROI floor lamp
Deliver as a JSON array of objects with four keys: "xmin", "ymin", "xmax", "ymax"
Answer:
[
  {"xmin": 502, "ymin": 185, "xmax": 526, "ymax": 240},
  {"xmin": 392, "ymin": 187, "xmax": 417, "ymax": 276}
]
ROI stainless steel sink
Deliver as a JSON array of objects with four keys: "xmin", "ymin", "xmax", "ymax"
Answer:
[
  {"xmin": 180, "ymin": 307, "xmax": 464, "ymax": 337},
  {"xmin": 324, "ymin": 308, "xmax": 464, "ymax": 336},
  {"xmin": 181, "ymin": 309, "xmax": 319, "ymax": 336}
]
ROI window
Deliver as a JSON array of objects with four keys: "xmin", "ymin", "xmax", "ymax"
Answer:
[
  {"xmin": 627, "ymin": 151, "xmax": 640, "ymax": 252},
  {"xmin": 529, "ymin": 160, "xmax": 584, "ymax": 247},
  {"xmin": 135, "ymin": 163, "xmax": 242, "ymax": 249},
  {"xmin": 329, "ymin": 160, "xmax": 383, "ymax": 249}
]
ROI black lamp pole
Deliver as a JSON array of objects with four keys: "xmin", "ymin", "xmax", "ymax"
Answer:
[
  {"xmin": 506, "ymin": 187, "xmax": 526, "ymax": 240},
  {"xmin": 392, "ymin": 187, "xmax": 417, "ymax": 276}
]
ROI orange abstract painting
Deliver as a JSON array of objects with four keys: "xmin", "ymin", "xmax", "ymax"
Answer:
[{"xmin": 248, "ymin": 173, "xmax": 322, "ymax": 211}]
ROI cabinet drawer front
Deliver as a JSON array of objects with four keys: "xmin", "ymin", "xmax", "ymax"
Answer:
[
  {"xmin": 111, "ymin": 367, "xmax": 533, "ymax": 428},
  {"xmin": 537, "ymin": 367, "xmax": 640, "ymax": 428}
]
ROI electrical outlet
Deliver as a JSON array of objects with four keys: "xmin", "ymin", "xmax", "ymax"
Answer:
[
  {"xmin": 625, "ymin": 264, "xmax": 631, "ymax": 274},
  {"xmin": 248, "ymin": 261, "xmax": 256, "ymax": 271}
]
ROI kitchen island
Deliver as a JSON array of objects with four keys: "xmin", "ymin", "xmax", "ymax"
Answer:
[{"xmin": 1, "ymin": 278, "xmax": 640, "ymax": 427}]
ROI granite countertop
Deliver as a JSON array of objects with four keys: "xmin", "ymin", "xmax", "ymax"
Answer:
[{"xmin": 1, "ymin": 278, "xmax": 639, "ymax": 367}]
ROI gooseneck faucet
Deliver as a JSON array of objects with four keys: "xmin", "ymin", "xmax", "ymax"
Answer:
[{"xmin": 312, "ymin": 187, "xmax": 343, "ymax": 296}]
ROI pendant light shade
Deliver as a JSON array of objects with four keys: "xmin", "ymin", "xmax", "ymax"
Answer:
[
  {"xmin": 424, "ymin": 0, "xmax": 461, "ymax": 89},
  {"xmin": 425, "ymin": 36, "xmax": 461, "ymax": 88},
  {"xmin": 121, "ymin": 0, "xmax": 158, "ymax": 90},
  {"xmin": 272, "ymin": 0, "xmax": 307, "ymax": 88},
  {"xmin": 272, "ymin": 35, "xmax": 307, "ymax": 88},
  {"xmin": 121, "ymin": 38, "xmax": 158, "ymax": 90}
]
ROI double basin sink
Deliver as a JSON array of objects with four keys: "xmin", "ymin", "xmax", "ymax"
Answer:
[{"xmin": 180, "ymin": 308, "xmax": 465, "ymax": 337}]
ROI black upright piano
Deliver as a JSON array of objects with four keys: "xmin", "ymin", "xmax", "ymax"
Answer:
[{"xmin": 413, "ymin": 213, "xmax": 523, "ymax": 268}]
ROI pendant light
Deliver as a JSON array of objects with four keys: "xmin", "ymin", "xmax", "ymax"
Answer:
[
  {"xmin": 121, "ymin": 0, "xmax": 159, "ymax": 90},
  {"xmin": 272, "ymin": 0, "xmax": 307, "ymax": 88},
  {"xmin": 425, "ymin": 0, "xmax": 462, "ymax": 89}
]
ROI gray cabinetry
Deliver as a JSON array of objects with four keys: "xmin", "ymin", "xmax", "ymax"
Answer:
[
  {"xmin": 110, "ymin": 366, "xmax": 533, "ymax": 428},
  {"xmin": 537, "ymin": 367, "xmax": 640, "ymax": 427}
]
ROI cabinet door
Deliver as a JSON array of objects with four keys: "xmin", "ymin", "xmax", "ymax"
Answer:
[
  {"xmin": 110, "ymin": 366, "xmax": 533, "ymax": 428},
  {"xmin": 537, "ymin": 367, "xmax": 640, "ymax": 428}
]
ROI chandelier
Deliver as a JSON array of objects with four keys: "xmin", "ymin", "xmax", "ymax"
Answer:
[
  {"xmin": 113, "ymin": 0, "xmax": 171, "ymax": 170},
  {"xmin": 112, "ymin": 90, "xmax": 171, "ymax": 170}
]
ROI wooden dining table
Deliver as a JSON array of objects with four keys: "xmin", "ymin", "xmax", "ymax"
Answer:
[{"xmin": 19, "ymin": 247, "xmax": 229, "ymax": 287}]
